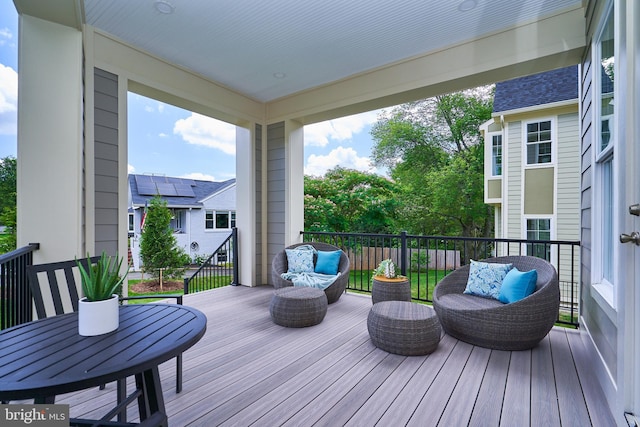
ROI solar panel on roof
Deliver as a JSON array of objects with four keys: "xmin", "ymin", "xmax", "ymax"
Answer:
[
  {"xmin": 174, "ymin": 184, "xmax": 196, "ymax": 197},
  {"xmin": 156, "ymin": 183, "xmax": 178, "ymax": 196},
  {"xmin": 137, "ymin": 183, "xmax": 158, "ymax": 196},
  {"xmin": 135, "ymin": 175, "xmax": 153, "ymax": 185}
]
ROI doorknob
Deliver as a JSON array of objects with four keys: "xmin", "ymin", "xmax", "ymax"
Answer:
[
  {"xmin": 630, "ymin": 204, "xmax": 640, "ymax": 216},
  {"xmin": 620, "ymin": 232, "xmax": 640, "ymax": 245}
]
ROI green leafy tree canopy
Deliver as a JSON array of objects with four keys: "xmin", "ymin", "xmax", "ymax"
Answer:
[
  {"xmin": 304, "ymin": 167, "xmax": 400, "ymax": 234},
  {"xmin": 0, "ymin": 156, "xmax": 17, "ymax": 253}
]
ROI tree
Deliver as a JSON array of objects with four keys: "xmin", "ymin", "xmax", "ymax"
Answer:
[
  {"xmin": 0, "ymin": 156, "xmax": 17, "ymax": 253},
  {"xmin": 304, "ymin": 167, "xmax": 400, "ymax": 233},
  {"xmin": 370, "ymin": 87, "xmax": 494, "ymax": 238},
  {"xmin": 139, "ymin": 195, "xmax": 191, "ymax": 279}
]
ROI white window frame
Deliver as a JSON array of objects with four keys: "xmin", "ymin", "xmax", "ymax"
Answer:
[
  {"xmin": 490, "ymin": 133, "xmax": 503, "ymax": 177},
  {"xmin": 591, "ymin": 2, "xmax": 617, "ymax": 309},
  {"xmin": 523, "ymin": 117, "xmax": 556, "ymax": 167},
  {"xmin": 128, "ymin": 213, "xmax": 135, "ymax": 233},
  {"xmin": 205, "ymin": 210, "xmax": 214, "ymax": 230},
  {"xmin": 205, "ymin": 210, "xmax": 236, "ymax": 231},
  {"xmin": 523, "ymin": 216, "xmax": 555, "ymax": 263}
]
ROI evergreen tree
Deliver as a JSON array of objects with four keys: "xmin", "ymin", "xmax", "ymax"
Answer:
[{"xmin": 139, "ymin": 195, "xmax": 191, "ymax": 279}]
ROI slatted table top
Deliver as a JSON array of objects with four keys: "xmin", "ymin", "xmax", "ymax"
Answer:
[{"xmin": 0, "ymin": 304, "xmax": 206, "ymax": 401}]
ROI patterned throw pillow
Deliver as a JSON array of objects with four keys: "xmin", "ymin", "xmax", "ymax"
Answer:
[
  {"xmin": 285, "ymin": 249, "xmax": 315, "ymax": 273},
  {"xmin": 463, "ymin": 260, "xmax": 513, "ymax": 300}
]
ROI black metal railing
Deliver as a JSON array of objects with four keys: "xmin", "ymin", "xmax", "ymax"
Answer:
[
  {"xmin": 0, "ymin": 243, "xmax": 39, "ymax": 330},
  {"xmin": 184, "ymin": 228, "xmax": 238, "ymax": 294},
  {"xmin": 301, "ymin": 231, "xmax": 580, "ymax": 327}
]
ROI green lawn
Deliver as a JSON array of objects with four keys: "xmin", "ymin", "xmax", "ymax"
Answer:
[
  {"xmin": 347, "ymin": 269, "xmax": 449, "ymax": 302},
  {"xmin": 127, "ymin": 275, "xmax": 232, "ymax": 304}
]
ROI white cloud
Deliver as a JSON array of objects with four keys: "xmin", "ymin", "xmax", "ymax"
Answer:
[
  {"xmin": 181, "ymin": 172, "xmax": 217, "ymax": 182},
  {"xmin": 0, "ymin": 64, "xmax": 17, "ymax": 135},
  {"xmin": 304, "ymin": 110, "xmax": 379, "ymax": 147},
  {"xmin": 305, "ymin": 146, "xmax": 373, "ymax": 176},
  {"xmin": 144, "ymin": 105, "xmax": 155, "ymax": 113},
  {"xmin": 174, "ymin": 113, "xmax": 236, "ymax": 155},
  {"xmin": 0, "ymin": 28, "xmax": 12, "ymax": 46},
  {"xmin": 128, "ymin": 164, "xmax": 136, "ymax": 174},
  {"xmin": 158, "ymin": 133, "xmax": 168, "ymax": 138}
]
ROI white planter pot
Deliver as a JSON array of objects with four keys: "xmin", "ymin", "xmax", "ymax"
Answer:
[{"xmin": 78, "ymin": 294, "xmax": 119, "ymax": 336}]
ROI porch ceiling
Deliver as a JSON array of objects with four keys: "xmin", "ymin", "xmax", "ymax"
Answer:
[{"xmin": 79, "ymin": 0, "xmax": 582, "ymax": 104}]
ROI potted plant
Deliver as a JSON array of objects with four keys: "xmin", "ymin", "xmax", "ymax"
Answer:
[
  {"xmin": 76, "ymin": 252, "xmax": 128, "ymax": 336},
  {"xmin": 371, "ymin": 258, "xmax": 411, "ymax": 304}
]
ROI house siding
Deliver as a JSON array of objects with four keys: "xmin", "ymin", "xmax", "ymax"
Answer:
[
  {"xmin": 506, "ymin": 121, "xmax": 522, "ymax": 240},
  {"xmin": 94, "ymin": 68, "xmax": 119, "ymax": 256},
  {"xmin": 255, "ymin": 124, "xmax": 263, "ymax": 285},
  {"xmin": 267, "ymin": 122, "xmax": 285, "ymax": 284},
  {"xmin": 579, "ymin": 38, "xmax": 618, "ymax": 393},
  {"xmin": 556, "ymin": 112, "xmax": 581, "ymax": 287}
]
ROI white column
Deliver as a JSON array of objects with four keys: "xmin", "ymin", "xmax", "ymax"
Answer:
[
  {"xmin": 16, "ymin": 15, "xmax": 84, "ymax": 263},
  {"xmin": 284, "ymin": 119, "xmax": 305, "ymax": 245},
  {"xmin": 236, "ymin": 123, "xmax": 256, "ymax": 286}
]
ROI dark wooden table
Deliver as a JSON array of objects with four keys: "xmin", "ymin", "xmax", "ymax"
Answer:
[{"xmin": 0, "ymin": 304, "xmax": 206, "ymax": 426}]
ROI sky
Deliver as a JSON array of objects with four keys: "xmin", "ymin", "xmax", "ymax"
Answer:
[{"xmin": 0, "ymin": 3, "xmax": 385, "ymax": 182}]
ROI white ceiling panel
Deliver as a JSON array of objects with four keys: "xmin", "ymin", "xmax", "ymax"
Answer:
[{"xmin": 84, "ymin": 0, "xmax": 582, "ymax": 102}]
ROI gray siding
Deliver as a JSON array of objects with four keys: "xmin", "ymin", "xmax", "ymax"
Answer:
[
  {"xmin": 580, "ymin": 46, "xmax": 617, "ymax": 378},
  {"xmin": 255, "ymin": 123, "xmax": 263, "ymax": 285},
  {"xmin": 267, "ymin": 122, "xmax": 285, "ymax": 284},
  {"xmin": 506, "ymin": 121, "xmax": 522, "ymax": 239},
  {"xmin": 94, "ymin": 68, "xmax": 119, "ymax": 256}
]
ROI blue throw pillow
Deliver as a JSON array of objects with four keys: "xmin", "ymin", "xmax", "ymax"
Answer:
[
  {"xmin": 285, "ymin": 249, "xmax": 315, "ymax": 273},
  {"xmin": 315, "ymin": 250, "xmax": 342, "ymax": 275},
  {"xmin": 463, "ymin": 260, "xmax": 512, "ymax": 300},
  {"xmin": 498, "ymin": 267, "xmax": 538, "ymax": 303}
]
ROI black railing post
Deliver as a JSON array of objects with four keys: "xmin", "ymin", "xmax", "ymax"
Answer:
[
  {"xmin": 232, "ymin": 227, "xmax": 239, "ymax": 286},
  {"xmin": 183, "ymin": 277, "xmax": 190, "ymax": 295},
  {"xmin": 400, "ymin": 231, "xmax": 407, "ymax": 276}
]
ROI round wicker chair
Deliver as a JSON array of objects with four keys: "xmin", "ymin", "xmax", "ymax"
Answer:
[
  {"xmin": 271, "ymin": 242, "xmax": 350, "ymax": 304},
  {"xmin": 432, "ymin": 256, "xmax": 560, "ymax": 351}
]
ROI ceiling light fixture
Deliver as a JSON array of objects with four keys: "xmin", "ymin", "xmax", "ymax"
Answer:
[
  {"xmin": 273, "ymin": 72, "xmax": 286, "ymax": 79},
  {"xmin": 458, "ymin": 0, "xmax": 478, "ymax": 12},
  {"xmin": 154, "ymin": 0, "xmax": 175, "ymax": 14}
]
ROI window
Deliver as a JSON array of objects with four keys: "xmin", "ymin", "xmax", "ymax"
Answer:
[
  {"xmin": 216, "ymin": 212, "xmax": 229, "ymax": 229},
  {"xmin": 491, "ymin": 134, "xmax": 502, "ymax": 176},
  {"xmin": 526, "ymin": 120, "xmax": 552, "ymax": 165},
  {"xmin": 594, "ymin": 6, "xmax": 615, "ymax": 290},
  {"xmin": 205, "ymin": 210, "xmax": 236, "ymax": 230},
  {"xmin": 205, "ymin": 211, "xmax": 214, "ymax": 229},
  {"xmin": 128, "ymin": 213, "xmax": 134, "ymax": 233},
  {"xmin": 526, "ymin": 218, "xmax": 551, "ymax": 261}
]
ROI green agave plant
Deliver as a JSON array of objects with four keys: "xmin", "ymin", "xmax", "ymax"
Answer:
[
  {"xmin": 372, "ymin": 258, "xmax": 404, "ymax": 282},
  {"xmin": 76, "ymin": 252, "xmax": 128, "ymax": 302}
]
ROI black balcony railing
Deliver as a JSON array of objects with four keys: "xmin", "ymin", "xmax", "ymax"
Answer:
[
  {"xmin": 301, "ymin": 231, "xmax": 580, "ymax": 327},
  {"xmin": 0, "ymin": 243, "xmax": 40, "ymax": 330},
  {"xmin": 184, "ymin": 228, "xmax": 238, "ymax": 294}
]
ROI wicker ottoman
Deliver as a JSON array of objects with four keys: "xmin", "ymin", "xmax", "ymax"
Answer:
[
  {"xmin": 270, "ymin": 287, "xmax": 328, "ymax": 327},
  {"xmin": 367, "ymin": 301, "xmax": 441, "ymax": 356}
]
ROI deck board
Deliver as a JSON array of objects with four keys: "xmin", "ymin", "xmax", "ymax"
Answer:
[{"xmin": 54, "ymin": 285, "xmax": 618, "ymax": 426}]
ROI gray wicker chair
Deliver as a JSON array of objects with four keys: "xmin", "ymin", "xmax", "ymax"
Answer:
[
  {"xmin": 271, "ymin": 242, "xmax": 350, "ymax": 304},
  {"xmin": 432, "ymin": 256, "xmax": 559, "ymax": 351}
]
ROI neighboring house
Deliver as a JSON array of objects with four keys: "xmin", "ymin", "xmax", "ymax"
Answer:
[
  {"xmin": 480, "ymin": 66, "xmax": 580, "ymax": 290},
  {"xmin": 128, "ymin": 174, "xmax": 236, "ymax": 271}
]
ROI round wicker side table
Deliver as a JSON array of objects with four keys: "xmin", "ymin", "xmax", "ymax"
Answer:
[
  {"xmin": 367, "ymin": 301, "xmax": 441, "ymax": 356},
  {"xmin": 270, "ymin": 287, "xmax": 328, "ymax": 328},
  {"xmin": 371, "ymin": 276, "xmax": 411, "ymax": 304}
]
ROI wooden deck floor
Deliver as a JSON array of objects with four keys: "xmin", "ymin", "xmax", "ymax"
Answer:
[{"xmin": 58, "ymin": 285, "xmax": 617, "ymax": 426}]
